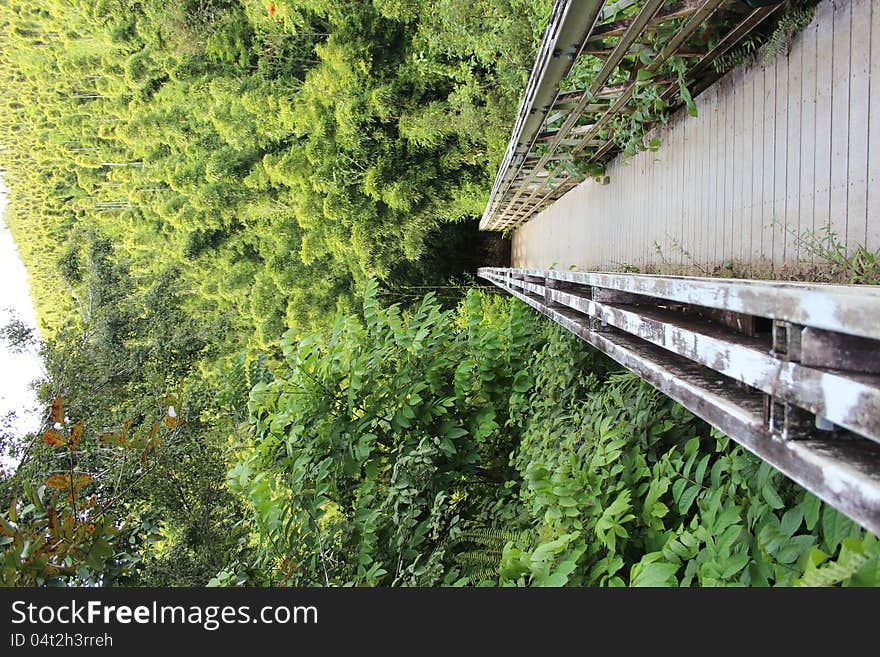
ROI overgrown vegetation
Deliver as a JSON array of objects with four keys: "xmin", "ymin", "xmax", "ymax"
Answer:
[
  {"xmin": 763, "ymin": 1, "xmax": 818, "ymax": 65},
  {"xmin": 540, "ymin": 0, "xmax": 822, "ymax": 174},
  {"xmin": 2, "ymin": 0, "xmax": 875, "ymax": 588},
  {"xmin": 227, "ymin": 288, "xmax": 879, "ymax": 586},
  {"xmin": 795, "ymin": 224, "xmax": 880, "ymax": 285},
  {"xmin": 0, "ymin": 234, "xmax": 249, "ymax": 585},
  {"xmin": 714, "ymin": 0, "xmax": 819, "ymax": 75},
  {"xmin": 0, "ymin": 0, "xmax": 548, "ymax": 585},
  {"xmin": 0, "ymin": 0, "xmax": 547, "ymax": 349},
  {"xmin": 646, "ymin": 222, "xmax": 880, "ymax": 284}
]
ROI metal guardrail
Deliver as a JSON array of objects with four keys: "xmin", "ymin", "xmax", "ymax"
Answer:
[
  {"xmin": 479, "ymin": 267, "xmax": 880, "ymax": 534},
  {"xmin": 481, "ymin": 0, "xmax": 605, "ymax": 231},
  {"xmin": 480, "ymin": 0, "xmax": 782, "ymax": 232}
]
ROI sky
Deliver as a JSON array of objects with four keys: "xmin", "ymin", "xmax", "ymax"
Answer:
[{"xmin": 0, "ymin": 175, "xmax": 45, "ymax": 446}]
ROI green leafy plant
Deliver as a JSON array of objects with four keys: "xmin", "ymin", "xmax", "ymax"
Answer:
[
  {"xmin": 764, "ymin": 2, "xmax": 817, "ymax": 65},
  {"xmin": 1, "ymin": 395, "xmax": 183, "ymax": 586},
  {"xmin": 713, "ymin": 37, "xmax": 760, "ymax": 75},
  {"xmin": 449, "ymin": 527, "xmax": 529, "ymax": 585},
  {"xmin": 708, "ymin": 3, "xmax": 818, "ymax": 73},
  {"xmin": 501, "ymin": 359, "xmax": 877, "ymax": 587},
  {"xmin": 228, "ymin": 283, "xmax": 544, "ymax": 586},
  {"xmin": 229, "ymin": 289, "xmax": 879, "ymax": 587},
  {"xmin": 796, "ymin": 223, "xmax": 880, "ymax": 285},
  {"xmin": 607, "ymin": 56, "xmax": 698, "ymax": 162}
]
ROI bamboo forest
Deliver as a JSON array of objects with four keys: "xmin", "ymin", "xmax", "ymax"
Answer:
[{"xmin": 1, "ymin": 0, "xmax": 878, "ymax": 588}]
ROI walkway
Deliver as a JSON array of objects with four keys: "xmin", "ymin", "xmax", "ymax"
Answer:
[{"xmin": 509, "ymin": 0, "xmax": 880, "ymax": 275}]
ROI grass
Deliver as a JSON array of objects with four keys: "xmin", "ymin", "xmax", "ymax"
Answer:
[
  {"xmin": 794, "ymin": 223, "xmax": 880, "ymax": 285},
  {"xmin": 622, "ymin": 223, "xmax": 880, "ymax": 284}
]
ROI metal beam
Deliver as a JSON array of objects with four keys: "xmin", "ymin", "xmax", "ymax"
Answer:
[
  {"xmin": 481, "ymin": 0, "xmax": 606, "ymax": 230},
  {"xmin": 490, "ymin": 267, "xmax": 880, "ymax": 340},
  {"xmin": 512, "ymin": 0, "xmax": 739, "ymax": 217},
  {"xmin": 479, "ymin": 267, "xmax": 880, "ymax": 535},
  {"xmin": 481, "ymin": 1, "xmax": 785, "ymax": 231},
  {"xmin": 509, "ymin": 279, "xmax": 880, "ymax": 443},
  {"xmin": 496, "ymin": 0, "xmax": 666, "ymax": 224}
]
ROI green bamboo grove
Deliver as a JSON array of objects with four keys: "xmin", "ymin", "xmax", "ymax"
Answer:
[{"xmin": 0, "ymin": 0, "xmax": 549, "ymax": 348}]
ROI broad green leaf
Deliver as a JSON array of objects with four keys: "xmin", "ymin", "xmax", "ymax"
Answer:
[
  {"xmin": 801, "ymin": 492, "xmax": 821, "ymax": 531},
  {"xmin": 776, "ymin": 543, "xmax": 805, "ymax": 564},
  {"xmin": 714, "ymin": 505, "xmax": 741, "ymax": 534},
  {"xmin": 822, "ymin": 506, "xmax": 856, "ymax": 554},
  {"xmin": 762, "ymin": 483, "xmax": 785, "ymax": 510},
  {"xmin": 438, "ymin": 437, "xmax": 456, "ymax": 456},
  {"xmin": 805, "ymin": 546, "xmax": 829, "ymax": 569},
  {"xmin": 720, "ymin": 553, "xmax": 750, "ymax": 578},
  {"xmin": 631, "ymin": 561, "xmax": 678, "ymax": 587},
  {"xmin": 717, "ymin": 524, "xmax": 743, "ymax": 554},
  {"xmin": 364, "ymin": 459, "xmax": 379, "ymax": 479},
  {"xmin": 672, "ymin": 478, "xmax": 687, "ymax": 503},
  {"xmin": 511, "ymin": 371, "xmax": 532, "ymax": 393},
  {"xmin": 694, "ymin": 454, "xmax": 711, "ymax": 485},
  {"xmin": 393, "ymin": 409, "xmax": 412, "ymax": 429},
  {"xmin": 780, "ymin": 507, "xmax": 803, "ymax": 538},
  {"xmin": 545, "ymin": 507, "xmax": 563, "ymax": 522},
  {"xmin": 541, "ymin": 572, "xmax": 569, "ymax": 587},
  {"xmin": 651, "ymin": 501, "xmax": 669, "ymax": 519},
  {"xmin": 677, "ymin": 484, "xmax": 700, "ymax": 515}
]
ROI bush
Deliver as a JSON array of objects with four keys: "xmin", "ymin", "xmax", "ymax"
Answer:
[{"xmin": 229, "ymin": 285, "xmax": 880, "ymax": 587}]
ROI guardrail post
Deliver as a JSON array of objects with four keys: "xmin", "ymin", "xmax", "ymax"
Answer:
[
  {"xmin": 763, "ymin": 395, "xmax": 815, "ymax": 440},
  {"xmin": 771, "ymin": 320, "xmax": 803, "ymax": 361}
]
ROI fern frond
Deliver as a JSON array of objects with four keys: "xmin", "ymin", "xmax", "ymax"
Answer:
[
  {"xmin": 764, "ymin": 4, "xmax": 817, "ymax": 65},
  {"xmin": 466, "ymin": 566, "xmax": 500, "ymax": 586},
  {"xmin": 796, "ymin": 551, "xmax": 869, "ymax": 587},
  {"xmin": 453, "ymin": 527, "xmax": 524, "ymax": 550},
  {"xmin": 454, "ymin": 550, "xmax": 500, "ymax": 569},
  {"xmin": 795, "ymin": 548, "xmax": 870, "ymax": 586}
]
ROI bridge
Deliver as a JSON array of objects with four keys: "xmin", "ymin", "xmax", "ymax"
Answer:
[{"xmin": 478, "ymin": 0, "xmax": 880, "ymax": 533}]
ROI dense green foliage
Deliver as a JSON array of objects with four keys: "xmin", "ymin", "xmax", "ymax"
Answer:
[
  {"xmin": 2, "ymin": 0, "xmax": 876, "ymax": 588},
  {"xmin": 1, "ymin": 231, "xmax": 248, "ymax": 585},
  {"xmin": 231, "ymin": 288, "xmax": 880, "ymax": 586},
  {"xmin": 502, "ymin": 335, "xmax": 878, "ymax": 587},
  {"xmin": 0, "ymin": 0, "xmax": 546, "ymax": 585},
  {"xmin": 225, "ymin": 283, "xmax": 541, "ymax": 584},
  {"xmin": 0, "ymin": 0, "xmax": 545, "ymax": 348}
]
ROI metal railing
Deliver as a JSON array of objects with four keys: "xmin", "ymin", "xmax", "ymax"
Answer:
[
  {"xmin": 480, "ymin": 0, "xmax": 782, "ymax": 231},
  {"xmin": 479, "ymin": 266, "xmax": 880, "ymax": 534}
]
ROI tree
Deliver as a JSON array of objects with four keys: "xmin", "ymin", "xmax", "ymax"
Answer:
[{"xmin": 1, "ymin": 231, "xmax": 248, "ymax": 586}]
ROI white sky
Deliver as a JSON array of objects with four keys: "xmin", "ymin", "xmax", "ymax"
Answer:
[{"xmin": 0, "ymin": 175, "xmax": 44, "ymax": 442}]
